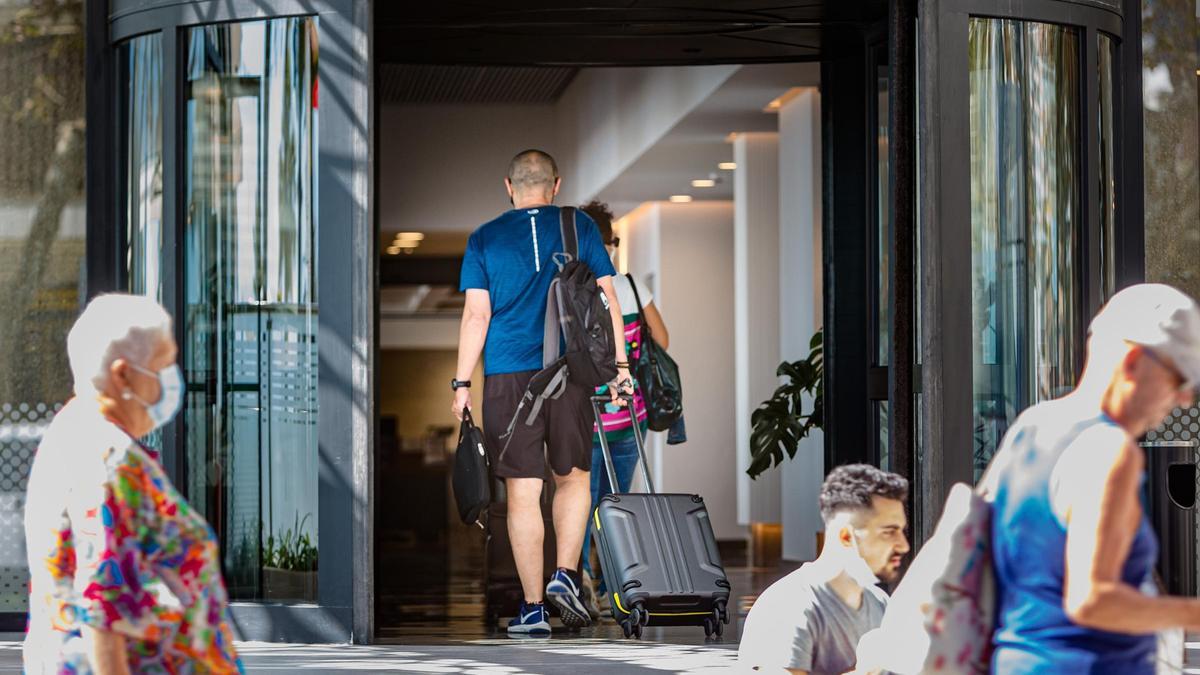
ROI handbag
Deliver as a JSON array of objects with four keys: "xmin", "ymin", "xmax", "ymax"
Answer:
[
  {"xmin": 626, "ymin": 274, "xmax": 683, "ymax": 432},
  {"xmin": 452, "ymin": 408, "xmax": 490, "ymax": 527}
]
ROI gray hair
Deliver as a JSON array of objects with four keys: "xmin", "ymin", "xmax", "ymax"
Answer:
[
  {"xmin": 67, "ymin": 294, "xmax": 173, "ymax": 396},
  {"xmin": 507, "ymin": 149, "xmax": 559, "ymax": 192}
]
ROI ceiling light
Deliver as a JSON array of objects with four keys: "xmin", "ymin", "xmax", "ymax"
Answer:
[
  {"xmin": 763, "ymin": 87, "xmax": 806, "ymax": 113},
  {"xmin": 691, "ymin": 179, "xmax": 716, "ymax": 188},
  {"xmin": 669, "ymin": 195, "xmax": 693, "ymax": 203},
  {"xmin": 386, "ymin": 246, "xmax": 402, "ymax": 255},
  {"xmin": 718, "ymin": 162, "xmax": 737, "ymax": 171},
  {"xmin": 394, "ymin": 232, "xmax": 425, "ymax": 241}
]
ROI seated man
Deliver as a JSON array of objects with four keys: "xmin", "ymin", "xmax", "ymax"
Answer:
[{"xmin": 738, "ymin": 464, "xmax": 910, "ymax": 674}]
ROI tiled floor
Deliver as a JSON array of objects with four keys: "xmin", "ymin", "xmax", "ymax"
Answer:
[
  {"xmin": 0, "ymin": 637, "xmax": 740, "ymax": 673},
  {"xmin": 374, "ymin": 522, "xmax": 799, "ymax": 642}
]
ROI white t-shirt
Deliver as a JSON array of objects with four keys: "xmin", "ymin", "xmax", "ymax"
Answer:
[
  {"xmin": 737, "ymin": 564, "xmax": 888, "ymax": 673},
  {"xmin": 612, "ymin": 271, "xmax": 652, "ymax": 319}
]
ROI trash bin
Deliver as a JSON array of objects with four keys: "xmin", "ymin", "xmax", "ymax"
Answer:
[{"xmin": 1145, "ymin": 440, "xmax": 1197, "ymax": 596}]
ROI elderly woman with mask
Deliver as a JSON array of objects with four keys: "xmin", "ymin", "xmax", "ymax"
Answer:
[{"xmin": 23, "ymin": 294, "xmax": 241, "ymax": 674}]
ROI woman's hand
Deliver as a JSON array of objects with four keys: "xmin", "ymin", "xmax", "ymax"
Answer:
[{"xmin": 610, "ymin": 367, "xmax": 633, "ymax": 405}]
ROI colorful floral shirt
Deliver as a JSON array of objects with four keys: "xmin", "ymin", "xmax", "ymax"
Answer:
[{"xmin": 23, "ymin": 402, "xmax": 242, "ymax": 674}]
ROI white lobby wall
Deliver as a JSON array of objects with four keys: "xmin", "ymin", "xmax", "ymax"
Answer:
[
  {"xmin": 378, "ymin": 104, "xmax": 558, "ymax": 234},
  {"xmin": 619, "ymin": 201, "xmax": 741, "ymax": 541},
  {"xmin": 734, "ymin": 132, "xmax": 782, "ymax": 526},
  {"xmin": 778, "ymin": 89, "xmax": 824, "ymax": 561},
  {"xmin": 555, "ymin": 66, "xmax": 740, "ymax": 206}
]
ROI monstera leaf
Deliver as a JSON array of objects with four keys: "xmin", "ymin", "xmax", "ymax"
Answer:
[{"xmin": 747, "ymin": 329, "xmax": 824, "ymax": 479}]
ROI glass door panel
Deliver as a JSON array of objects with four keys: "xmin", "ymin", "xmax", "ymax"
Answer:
[
  {"xmin": 184, "ymin": 17, "xmax": 318, "ymax": 602},
  {"xmin": 969, "ymin": 19, "xmax": 1082, "ymax": 479},
  {"xmin": 873, "ymin": 56, "xmax": 892, "ymax": 469},
  {"xmin": 123, "ymin": 35, "xmax": 164, "ymax": 302},
  {"xmin": 1098, "ymin": 33, "xmax": 1118, "ymax": 299}
]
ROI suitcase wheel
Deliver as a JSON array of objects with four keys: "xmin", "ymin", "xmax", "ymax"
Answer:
[
  {"xmin": 622, "ymin": 604, "xmax": 647, "ymax": 639},
  {"xmin": 704, "ymin": 606, "xmax": 725, "ymax": 639}
]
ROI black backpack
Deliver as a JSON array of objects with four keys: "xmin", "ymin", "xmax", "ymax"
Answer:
[
  {"xmin": 544, "ymin": 206, "xmax": 618, "ymax": 388},
  {"xmin": 499, "ymin": 207, "xmax": 617, "ymax": 450}
]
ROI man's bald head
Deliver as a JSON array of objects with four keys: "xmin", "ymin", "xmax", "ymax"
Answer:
[{"xmin": 506, "ymin": 149, "xmax": 559, "ymax": 195}]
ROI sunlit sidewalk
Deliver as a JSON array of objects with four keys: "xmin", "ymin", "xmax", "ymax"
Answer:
[{"xmin": 0, "ymin": 636, "xmax": 739, "ymax": 674}]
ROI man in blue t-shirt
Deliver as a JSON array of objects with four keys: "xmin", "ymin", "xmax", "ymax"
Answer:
[{"xmin": 451, "ymin": 149, "xmax": 632, "ymax": 635}]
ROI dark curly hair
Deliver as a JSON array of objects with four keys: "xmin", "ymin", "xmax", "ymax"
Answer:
[
  {"xmin": 581, "ymin": 200, "xmax": 616, "ymax": 245},
  {"xmin": 818, "ymin": 464, "xmax": 908, "ymax": 521}
]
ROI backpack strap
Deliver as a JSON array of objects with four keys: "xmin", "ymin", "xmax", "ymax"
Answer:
[
  {"xmin": 497, "ymin": 362, "xmax": 569, "ymax": 462},
  {"xmin": 543, "ymin": 278, "xmax": 562, "ymax": 367},
  {"xmin": 559, "ymin": 206, "xmax": 578, "ymax": 261}
]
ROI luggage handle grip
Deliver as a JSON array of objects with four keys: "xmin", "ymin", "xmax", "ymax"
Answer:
[{"xmin": 590, "ymin": 394, "xmax": 656, "ymax": 495}]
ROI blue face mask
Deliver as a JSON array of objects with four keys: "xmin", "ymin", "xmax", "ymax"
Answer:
[{"xmin": 129, "ymin": 363, "xmax": 184, "ymax": 430}]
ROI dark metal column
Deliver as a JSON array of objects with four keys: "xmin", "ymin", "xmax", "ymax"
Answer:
[
  {"xmin": 821, "ymin": 29, "xmax": 874, "ymax": 470},
  {"xmin": 915, "ymin": 0, "xmax": 975, "ymax": 539},
  {"xmin": 85, "ymin": 0, "xmax": 116, "ymax": 299},
  {"xmin": 887, "ymin": 0, "xmax": 916, "ymax": 494}
]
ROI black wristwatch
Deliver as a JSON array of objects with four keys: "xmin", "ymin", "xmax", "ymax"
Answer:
[{"xmin": 450, "ymin": 378, "xmax": 472, "ymax": 391}]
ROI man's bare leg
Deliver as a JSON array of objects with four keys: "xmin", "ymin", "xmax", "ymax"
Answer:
[
  {"xmin": 552, "ymin": 467, "xmax": 591, "ymax": 570},
  {"xmin": 544, "ymin": 466, "xmax": 593, "ymax": 627},
  {"xmin": 506, "ymin": 477, "xmax": 546, "ymax": 602}
]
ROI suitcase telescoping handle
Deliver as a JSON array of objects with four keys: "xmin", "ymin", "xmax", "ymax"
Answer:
[{"xmin": 590, "ymin": 394, "xmax": 657, "ymax": 495}]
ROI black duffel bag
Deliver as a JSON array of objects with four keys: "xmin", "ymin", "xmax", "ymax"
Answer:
[
  {"xmin": 627, "ymin": 274, "xmax": 683, "ymax": 431},
  {"xmin": 452, "ymin": 407, "xmax": 490, "ymax": 527}
]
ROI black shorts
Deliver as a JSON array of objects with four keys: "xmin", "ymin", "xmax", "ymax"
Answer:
[{"xmin": 482, "ymin": 370, "xmax": 595, "ymax": 480}]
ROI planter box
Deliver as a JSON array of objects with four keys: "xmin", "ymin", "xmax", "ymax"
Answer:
[{"xmin": 262, "ymin": 567, "xmax": 318, "ymax": 602}]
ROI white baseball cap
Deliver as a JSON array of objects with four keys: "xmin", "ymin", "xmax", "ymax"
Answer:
[{"xmin": 1089, "ymin": 283, "xmax": 1200, "ymax": 387}]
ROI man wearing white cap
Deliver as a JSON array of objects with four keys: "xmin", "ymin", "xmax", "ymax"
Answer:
[{"xmin": 986, "ymin": 283, "xmax": 1200, "ymax": 674}]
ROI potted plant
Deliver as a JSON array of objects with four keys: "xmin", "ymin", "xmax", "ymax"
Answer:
[
  {"xmin": 747, "ymin": 329, "xmax": 824, "ymax": 479},
  {"xmin": 262, "ymin": 513, "xmax": 319, "ymax": 602}
]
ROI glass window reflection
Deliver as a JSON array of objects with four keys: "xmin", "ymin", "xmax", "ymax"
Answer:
[
  {"xmin": 1098, "ymin": 34, "xmax": 1117, "ymax": 300},
  {"xmin": 121, "ymin": 35, "xmax": 164, "ymax": 301},
  {"xmin": 969, "ymin": 19, "xmax": 1082, "ymax": 480},
  {"xmin": 184, "ymin": 17, "xmax": 319, "ymax": 603},
  {"xmin": 0, "ymin": 0, "xmax": 86, "ymax": 615}
]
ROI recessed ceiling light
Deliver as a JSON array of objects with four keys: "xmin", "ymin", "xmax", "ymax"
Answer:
[
  {"xmin": 763, "ymin": 87, "xmax": 806, "ymax": 113},
  {"xmin": 718, "ymin": 162, "xmax": 737, "ymax": 171},
  {"xmin": 669, "ymin": 195, "xmax": 693, "ymax": 203},
  {"xmin": 691, "ymin": 179, "xmax": 716, "ymax": 188},
  {"xmin": 394, "ymin": 232, "xmax": 425, "ymax": 241}
]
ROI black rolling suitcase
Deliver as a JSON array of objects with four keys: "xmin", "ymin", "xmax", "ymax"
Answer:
[{"xmin": 589, "ymin": 395, "xmax": 731, "ymax": 639}]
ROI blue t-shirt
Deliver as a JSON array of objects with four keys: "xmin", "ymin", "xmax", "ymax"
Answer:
[
  {"xmin": 460, "ymin": 205, "xmax": 616, "ymax": 376},
  {"xmin": 991, "ymin": 401, "xmax": 1158, "ymax": 674}
]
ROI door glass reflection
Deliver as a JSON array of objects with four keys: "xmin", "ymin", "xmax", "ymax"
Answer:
[
  {"xmin": 969, "ymin": 19, "xmax": 1082, "ymax": 480},
  {"xmin": 184, "ymin": 17, "xmax": 318, "ymax": 603},
  {"xmin": 1098, "ymin": 34, "xmax": 1118, "ymax": 299},
  {"xmin": 122, "ymin": 34, "xmax": 164, "ymax": 301}
]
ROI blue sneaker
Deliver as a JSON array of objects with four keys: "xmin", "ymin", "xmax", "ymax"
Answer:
[
  {"xmin": 546, "ymin": 568, "xmax": 592, "ymax": 628},
  {"xmin": 507, "ymin": 602, "xmax": 551, "ymax": 635}
]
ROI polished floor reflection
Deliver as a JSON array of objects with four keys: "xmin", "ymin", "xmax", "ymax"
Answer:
[{"xmin": 376, "ymin": 520, "xmax": 800, "ymax": 643}]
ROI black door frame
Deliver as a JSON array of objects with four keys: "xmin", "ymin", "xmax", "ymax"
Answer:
[{"xmin": 915, "ymin": 0, "xmax": 1138, "ymax": 533}]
